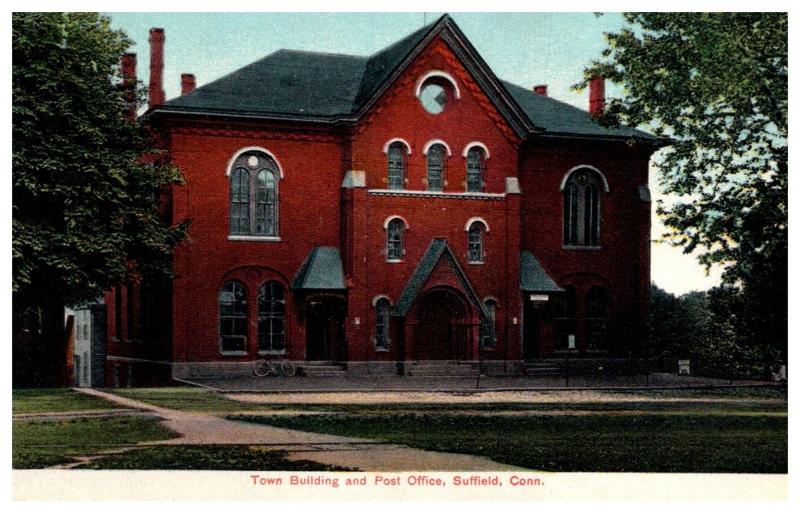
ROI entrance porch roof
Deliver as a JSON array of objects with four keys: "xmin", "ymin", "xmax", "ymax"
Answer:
[
  {"xmin": 520, "ymin": 250, "xmax": 563, "ymax": 293},
  {"xmin": 392, "ymin": 238, "xmax": 487, "ymax": 319},
  {"xmin": 291, "ymin": 246, "xmax": 346, "ymax": 290}
]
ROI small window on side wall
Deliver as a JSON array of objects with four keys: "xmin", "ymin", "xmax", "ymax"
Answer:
[
  {"xmin": 466, "ymin": 147, "xmax": 485, "ymax": 193},
  {"xmin": 480, "ymin": 299, "xmax": 497, "ymax": 350},
  {"xmin": 387, "ymin": 142, "xmax": 407, "ymax": 190},
  {"xmin": 467, "ymin": 221, "xmax": 485, "ymax": 263},
  {"xmin": 374, "ymin": 297, "xmax": 391, "ymax": 351},
  {"xmin": 386, "ymin": 218, "xmax": 405, "ymax": 261},
  {"xmin": 426, "ymin": 144, "xmax": 446, "ymax": 192}
]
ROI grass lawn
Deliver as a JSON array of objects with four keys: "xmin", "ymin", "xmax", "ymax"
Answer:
[
  {"xmin": 13, "ymin": 389, "xmax": 121, "ymax": 414},
  {"xmin": 75, "ymin": 445, "xmax": 358, "ymax": 471},
  {"xmin": 13, "ymin": 416, "xmax": 180, "ymax": 469},
  {"xmin": 232, "ymin": 412, "xmax": 787, "ymax": 473}
]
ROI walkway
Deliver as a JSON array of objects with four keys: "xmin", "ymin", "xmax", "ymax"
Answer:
[
  {"xmin": 181, "ymin": 372, "xmax": 780, "ymax": 393},
  {"xmin": 72, "ymin": 388, "xmax": 519, "ymax": 471}
]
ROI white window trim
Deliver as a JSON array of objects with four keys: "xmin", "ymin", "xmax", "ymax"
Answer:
[
  {"xmin": 415, "ymin": 70, "xmax": 461, "ymax": 100},
  {"xmin": 368, "ymin": 189, "xmax": 505, "ymax": 200},
  {"xmin": 225, "ymin": 146, "xmax": 284, "ymax": 178},
  {"xmin": 382, "ymin": 138, "xmax": 412, "ymax": 154},
  {"xmin": 372, "ymin": 294, "xmax": 393, "ymax": 307},
  {"xmin": 559, "ymin": 164, "xmax": 610, "ymax": 193},
  {"xmin": 464, "ymin": 217, "xmax": 490, "ymax": 233},
  {"xmin": 422, "ymin": 139, "xmax": 453, "ymax": 157},
  {"xmin": 228, "ymin": 236, "xmax": 282, "ymax": 242},
  {"xmin": 462, "ymin": 142, "xmax": 491, "ymax": 159},
  {"xmin": 382, "ymin": 215, "xmax": 410, "ymax": 230}
]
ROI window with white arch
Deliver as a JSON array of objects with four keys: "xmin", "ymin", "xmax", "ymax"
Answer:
[
  {"xmin": 563, "ymin": 168, "xmax": 603, "ymax": 247},
  {"xmin": 426, "ymin": 143, "xmax": 447, "ymax": 191},
  {"xmin": 466, "ymin": 146, "xmax": 486, "ymax": 192},
  {"xmin": 386, "ymin": 218, "xmax": 405, "ymax": 261},
  {"xmin": 229, "ymin": 151, "xmax": 280, "ymax": 237},
  {"xmin": 467, "ymin": 220, "xmax": 486, "ymax": 263},
  {"xmin": 387, "ymin": 141, "xmax": 407, "ymax": 190}
]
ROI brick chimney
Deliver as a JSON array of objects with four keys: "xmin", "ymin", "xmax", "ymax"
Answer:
[
  {"xmin": 589, "ymin": 75, "xmax": 605, "ymax": 117},
  {"xmin": 533, "ymin": 84, "xmax": 547, "ymax": 96},
  {"xmin": 181, "ymin": 73, "xmax": 196, "ymax": 95},
  {"xmin": 148, "ymin": 28, "xmax": 166, "ymax": 109},
  {"xmin": 121, "ymin": 52, "xmax": 137, "ymax": 120}
]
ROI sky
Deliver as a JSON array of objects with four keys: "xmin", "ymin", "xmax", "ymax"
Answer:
[{"xmin": 106, "ymin": 11, "xmax": 723, "ymax": 296}]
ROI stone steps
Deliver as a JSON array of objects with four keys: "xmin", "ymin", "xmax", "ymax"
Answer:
[
  {"xmin": 298, "ymin": 363, "xmax": 347, "ymax": 378},
  {"xmin": 523, "ymin": 361, "xmax": 562, "ymax": 377}
]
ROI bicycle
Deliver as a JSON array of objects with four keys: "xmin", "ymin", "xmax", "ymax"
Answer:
[{"xmin": 252, "ymin": 358, "xmax": 297, "ymax": 377}]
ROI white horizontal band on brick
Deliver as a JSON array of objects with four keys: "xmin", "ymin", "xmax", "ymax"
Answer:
[{"xmin": 368, "ymin": 189, "xmax": 505, "ymax": 200}]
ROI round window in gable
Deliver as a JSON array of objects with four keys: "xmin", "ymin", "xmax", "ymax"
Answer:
[{"xmin": 419, "ymin": 81, "xmax": 448, "ymax": 115}]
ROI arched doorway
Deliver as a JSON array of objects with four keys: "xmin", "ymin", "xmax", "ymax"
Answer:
[
  {"xmin": 305, "ymin": 296, "xmax": 346, "ymax": 362},
  {"xmin": 414, "ymin": 289, "xmax": 470, "ymax": 360}
]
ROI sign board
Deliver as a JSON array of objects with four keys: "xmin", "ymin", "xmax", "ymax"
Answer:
[
  {"xmin": 529, "ymin": 294, "xmax": 549, "ymax": 301},
  {"xmin": 568, "ymin": 335, "xmax": 576, "ymax": 349},
  {"xmin": 678, "ymin": 359, "xmax": 691, "ymax": 376}
]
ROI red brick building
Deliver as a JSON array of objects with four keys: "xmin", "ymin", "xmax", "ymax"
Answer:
[{"xmin": 104, "ymin": 15, "xmax": 664, "ymax": 384}]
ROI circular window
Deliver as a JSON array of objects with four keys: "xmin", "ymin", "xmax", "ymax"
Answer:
[{"xmin": 420, "ymin": 82, "xmax": 447, "ymax": 114}]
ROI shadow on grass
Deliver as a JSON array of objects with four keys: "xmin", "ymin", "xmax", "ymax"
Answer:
[{"xmin": 230, "ymin": 412, "xmax": 787, "ymax": 473}]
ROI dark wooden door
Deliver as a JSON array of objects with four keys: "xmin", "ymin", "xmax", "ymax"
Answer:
[
  {"xmin": 523, "ymin": 300, "xmax": 539, "ymax": 361},
  {"xmin": 414, "ymin": 291, "xmax": 465, "ymax": 360},
  {"xmin": 306, "ymin": 298, "xmax": 345, "ymax": 361}
]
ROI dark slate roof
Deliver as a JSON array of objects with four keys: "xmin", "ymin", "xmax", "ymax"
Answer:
[
  {"xmin": 291, "ymin": 246, "xmax": 346, "ymax": 290},
  {"xmin": 502, "ymin": 81, "xmax": 656, "ymax": 140},
  {"xmin": 520, "ymin": 251, "xmax": 563, "ymax": 292},
  {"xmin": 353, "ymin": 22, "xmax": 435, "ymax": 110},
  {"xmin": 165, "ymin": 50, "xmax": 366, "ymax": 118},
  {"xmin": 392, "ymin": 239, "xmax": 487, "ymax": 318},
  {"xmin": 154, "ymin": 14, "xmax": 657, "ymax": 141}
]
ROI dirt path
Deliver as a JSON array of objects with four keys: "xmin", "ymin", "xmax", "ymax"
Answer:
[
  {"xmin": 226, "ymin": 389, "xmax": 783, "ymax": 406},
  {"xmin": 73, "ymin": 388, "xmax": 519, "ymax": 471}
]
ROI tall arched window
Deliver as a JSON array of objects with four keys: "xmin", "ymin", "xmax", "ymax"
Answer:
[
  {"xmin": 426, "ymin": 143, "xmax": 446, "ymax": 191},
  {"xmin": 563, "ymin": 168, "xmax": 602, "ymax": 246},
  {"xmin": 555, "ymin": 286, "xmax": 577, "ymax": 350},
  {"xmin": 219, "ymin": 281, "xmax": 247, "ymax": 353},
  {"xmin": 586, "ymin": 286, "xmax": 608, "ymax": 350},
  {"xmin": 230, "ymin": 151, "xmax": 280, "ymax": 237},
  {"xmin": 466, "ymin": 146, "xmax": 485, "ymax": 192},
  {"xmin": 387, "ymin": 142, "xmax": 407, "ymax": 190},
  {"xmin": 386, "ymin": 218, "xmax": 405, "ymax": 261},
  {"xmin": 374, "ymin": 297, "xmax": 391, "ymax": 351},
  {"xmin": 467, "ymin": 221, "xmax": 485, "ymax": 263},
  {"xmin": 480, "ymin": 299, "xmax": 497, "ymax": 349},
  {"xmin": 258, "ymin": 281, "xmax": 285, "ymax": 353}
]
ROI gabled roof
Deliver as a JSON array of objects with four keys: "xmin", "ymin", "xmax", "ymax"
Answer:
[
  {"xmin": 520, "ymin": 251, "xmax": 563, "ymax": 293},
  {"xmin": 392, "ymin": 238, "xmax": 487, "ymax": 318},
  {"xmin": 291, "ymin": 246, "xmax": 346, "ymax": 290},
  {"xmin": 150, "ymin": 14, "xmax": 658, "ymax": 142}
]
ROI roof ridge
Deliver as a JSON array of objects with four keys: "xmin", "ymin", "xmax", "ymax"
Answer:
[{"xmin": 273, "ymin": 48, "xmax": 366, "ymax": 60}]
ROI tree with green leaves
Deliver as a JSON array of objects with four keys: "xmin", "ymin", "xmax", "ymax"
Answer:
[
  {"xmin": 582, "ymin": 13, "xmax": 787, "ymax": 376},
  {"xmin": 13, "ymin": 13, "xmax": 186, "ymax": 386}
]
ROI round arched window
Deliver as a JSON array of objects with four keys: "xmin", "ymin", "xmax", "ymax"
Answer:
[{"xmin": 419, "ymin": 81, "xmax": 448, "ymax": 114}]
